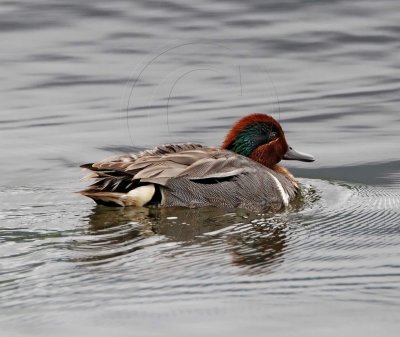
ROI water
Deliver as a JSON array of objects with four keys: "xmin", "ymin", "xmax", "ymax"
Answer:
[{"xmin": 1, "ymin": 0, "xmax": 400, "ymax": 336}]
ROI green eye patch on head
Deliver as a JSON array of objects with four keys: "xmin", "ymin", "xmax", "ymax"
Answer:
[{"xmin": 226, "ymin": 122, "xmax": 280, "ymax": 157}]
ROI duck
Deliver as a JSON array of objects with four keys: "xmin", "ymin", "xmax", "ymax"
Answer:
[{"xmin": 80, "ymin": 113, "xmax": 314, "ymax": 212}]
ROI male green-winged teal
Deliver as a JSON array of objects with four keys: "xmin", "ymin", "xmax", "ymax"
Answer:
[{"xmin": 80, "ymin": 113, "xmax": 314, "ymax": 212}]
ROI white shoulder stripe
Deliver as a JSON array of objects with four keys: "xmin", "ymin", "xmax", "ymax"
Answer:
[{"xmin": 266, "ymin": 172, "xmax": 290, "ymax": 206}]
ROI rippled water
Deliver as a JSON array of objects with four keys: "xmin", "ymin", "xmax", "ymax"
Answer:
[{"xmin": 1, "ymin": 0, "xmax": 400, "ymax": 336}]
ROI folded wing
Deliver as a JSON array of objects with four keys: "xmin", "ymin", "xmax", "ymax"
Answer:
[{"xmin": 80, "ymin": 144, "xmax": 253, "ymax": 204}]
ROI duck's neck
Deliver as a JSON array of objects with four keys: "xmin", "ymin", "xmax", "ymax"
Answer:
[{"xmin": 273, "ymin": 165, "xmax": 298, "ymax": 188}]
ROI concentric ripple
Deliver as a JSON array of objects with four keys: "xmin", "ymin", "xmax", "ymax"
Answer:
[{"xmin": 1, "ymin": 178, "xmax": 400, "ymax": 324}]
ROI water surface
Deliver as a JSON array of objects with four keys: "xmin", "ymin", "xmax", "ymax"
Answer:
[{"xmin": 1, "ymin": 0, "xmax": 400, "ymax": 336}]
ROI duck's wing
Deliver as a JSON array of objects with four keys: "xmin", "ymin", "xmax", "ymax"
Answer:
[
  {"xmin": 83, "ymin": 143, "xmax": 207, "ymax": 175},
  {"xmin": 81, "ymin": 143, "xmax": 249, "ymax": 191},
  {"xmin": 80, "ymin": 143, "xmax": 253, "ymax": 206},
  {"xmin": 178, "ymin": 154, "xmax": 254, "ymax": 180}
]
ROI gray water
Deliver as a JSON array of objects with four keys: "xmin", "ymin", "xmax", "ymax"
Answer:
[{"xmin": 1, "ymin": 0, "xmax": 400, "ymax": 336}]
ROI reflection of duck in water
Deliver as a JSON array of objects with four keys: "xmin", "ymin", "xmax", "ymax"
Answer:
[
  {"xmin": 80, "ymin": 113, "xmax": 314, "ymax": 212},
  {"xmin": 84, "ymin": 206, "xmax": 288, "ymax": 272},
  {"xmin": 86, "ymin": 206, "xmax": 252, "ymax": 241},
  {"xmin": 227, "ymin": 223, "xmax": 287, "ymax": 273}
]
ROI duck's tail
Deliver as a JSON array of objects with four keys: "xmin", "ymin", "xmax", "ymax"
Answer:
[{"xmin": 80, "ymin": 184, "xmax": 156, "ymax": 207}]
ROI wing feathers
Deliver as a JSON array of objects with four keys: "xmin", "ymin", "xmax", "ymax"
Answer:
[{"xmin": 81, "ymin": 143, "xmax": 250, "ymax": 192}]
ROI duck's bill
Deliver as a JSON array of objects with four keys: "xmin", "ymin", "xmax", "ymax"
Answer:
[{"xmin": 283, "ymin": 146, "xmax": 315, "ymax": 162}]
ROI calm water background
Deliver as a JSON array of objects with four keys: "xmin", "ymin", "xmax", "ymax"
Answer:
[{"xmin": 1, "ymin": 0, "xmax": 400, "ymax": 336}]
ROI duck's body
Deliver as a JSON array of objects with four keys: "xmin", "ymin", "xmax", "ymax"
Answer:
[{"xmin": 81, "ymin": 113, "xmax": 314, "ymax": 212}]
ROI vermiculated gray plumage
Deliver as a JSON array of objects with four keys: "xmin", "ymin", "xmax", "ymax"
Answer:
[{"xmin": 80, "ymin": 143, "xmax": 298, "ymax": 212}]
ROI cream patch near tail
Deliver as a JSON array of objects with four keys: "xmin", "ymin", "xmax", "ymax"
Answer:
[
  {"xmin": 81, "ymin": 184, "xmax": 156, "ymax": 207},
  {"xmin": 124, "ymin": 184, "xmax": 156, "ymax": 206}
]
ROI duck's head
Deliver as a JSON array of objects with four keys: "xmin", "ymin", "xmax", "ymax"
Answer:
[{"xmin": 222, "ymin": 113, "xmax": 315, "ymax": 169}]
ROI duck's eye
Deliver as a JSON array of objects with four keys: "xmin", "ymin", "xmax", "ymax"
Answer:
[{"xmin": 269, "ymin": 131, "xmax": 278, "ymax": 141}]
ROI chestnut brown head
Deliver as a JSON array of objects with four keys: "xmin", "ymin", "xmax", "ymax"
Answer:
[{"xmin": 221, "ymin": 113, "xmax": 314, "ymax": 168}]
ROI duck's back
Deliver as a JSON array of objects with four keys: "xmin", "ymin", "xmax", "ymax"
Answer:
[{"xmin": 81, "ymin": 143, "xmax": 298, "ymax": 212}]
